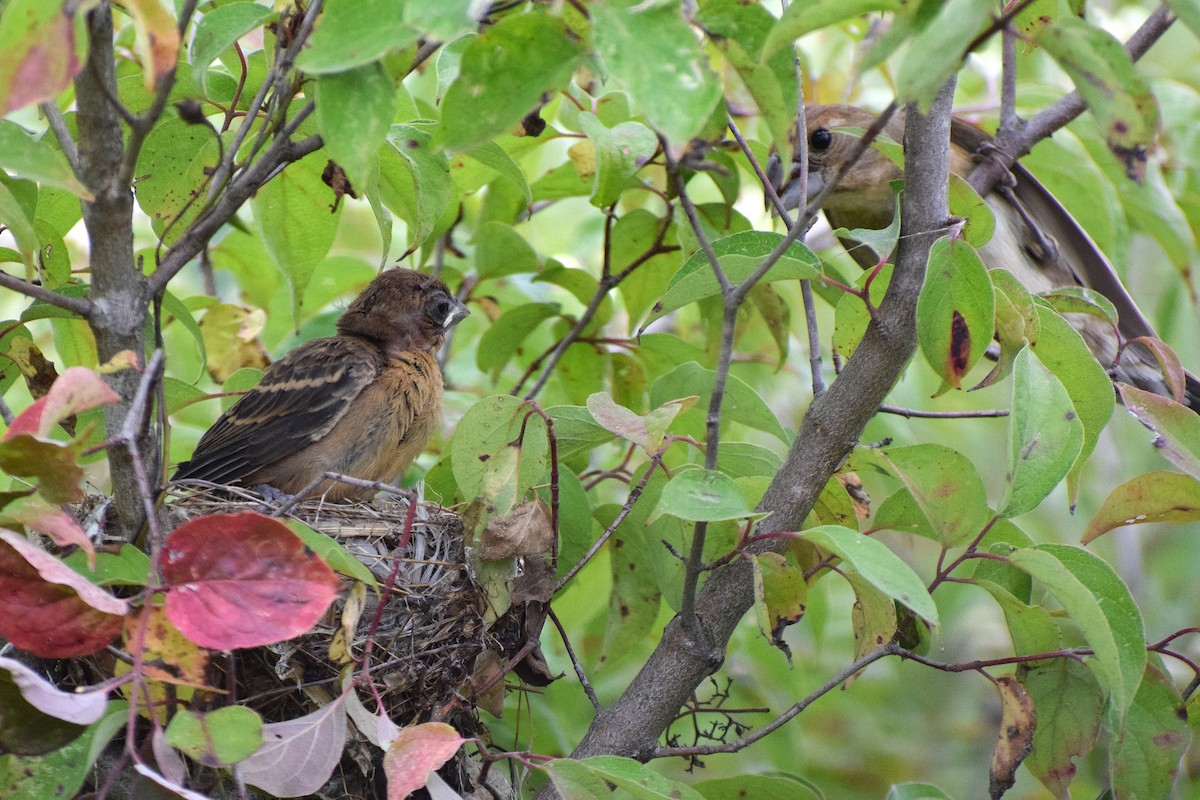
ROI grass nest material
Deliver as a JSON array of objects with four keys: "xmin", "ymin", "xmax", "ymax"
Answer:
[
  {"xmin": 159, "ymin": 483, "xmax": 504, "ymax": 798},
  {"xmin": 164, "ymin": 482, "xmax": 491, "ymax": 727}
]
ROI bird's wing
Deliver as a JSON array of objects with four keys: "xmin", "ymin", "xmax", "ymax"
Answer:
[
  {"xmin": 174, "ymin": 336, "xmax": 381, "ymax": 486},
  {"xmin": 950, "ymin": 119, "xmax": 1157, "ymax": 343}
]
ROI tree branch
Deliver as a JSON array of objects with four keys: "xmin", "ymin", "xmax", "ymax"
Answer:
[
  {"xmin": 541, "ymin": 83, "xmax": 958, "ymax": 784},
  {"xmin": 969, "ymin": 3, "xmax": 1175, "ymax": 197},
  {"xmin": 0, "ymin": 271, "xmax": 92, "ymax": 316}
]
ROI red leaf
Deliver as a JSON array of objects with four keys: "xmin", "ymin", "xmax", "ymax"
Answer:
[
  {"xmin": 3, "ymin": 366, "xmax": 121, "ymax": 440},
  {"xmin": 384, "ymin": 723, "xmax": 466, "ymax": 800},
  {"xmin": 0, "ymin": 529, "xmax": 127, "ymax": 657},
  {"xmin": 162, "ymin": 512, "xmax": 342, "ymax": 650},
  {"xmin": 1, "ymin": 4, "xmax": 86, "ymax": 115}
]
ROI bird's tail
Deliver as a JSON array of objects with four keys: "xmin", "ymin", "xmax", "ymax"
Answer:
[{"xmin": 1185, "ymin": 371, "xmax": 1200, "ymax": 415}]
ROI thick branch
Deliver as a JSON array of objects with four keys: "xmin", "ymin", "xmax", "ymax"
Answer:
[
  {"xmin": 75, "ymin": 3, "xmax": 152, "ymax": 537},
  {"xmin": 546, "ymin": 84, "xmax": 958, "ymax": 780}
]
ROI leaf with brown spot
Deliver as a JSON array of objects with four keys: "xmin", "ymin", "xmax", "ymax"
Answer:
[{"xmin": 990, "ymin": 674, "xmax": 1036, "ymax": 799}]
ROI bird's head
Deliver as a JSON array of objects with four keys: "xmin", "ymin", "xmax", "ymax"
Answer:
[
  {"xmin": 769, "ymin": 105, "xmax": 907, "ymax": 232},
  {"xmin": 338, "ymin": 269, "xmax": 469, "ymax": 352}
]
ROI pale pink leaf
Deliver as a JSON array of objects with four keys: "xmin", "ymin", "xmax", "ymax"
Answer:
[
  {"xmin": 239, "ymin": 695, "xmax": 348, "ymax": 798},
  {"xmin": 384, "ymin": 722, "xmax": 466, "ymax": 800},
  {"xmin": 0, "ymin": 656, "xmax": 107, "ymax": 724}
]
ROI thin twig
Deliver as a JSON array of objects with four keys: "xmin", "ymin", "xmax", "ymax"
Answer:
[
  {"xmin": 548, "ymin": 606, "xmax": 601, "ymax": 713},
  {"xmin": 0, "ymin": 271, "xmax": 92, "ymax": 316},
  {"xmin": 878, "ymin": 404, "xmax": 1009, "ymax": 418},
  {"xmin": 40, "ymin": 102, "xmax": 81, "ymax": 175},
  {"xmin": 653, "ymin": 643, "xmax": 898, "ymax": 758}
]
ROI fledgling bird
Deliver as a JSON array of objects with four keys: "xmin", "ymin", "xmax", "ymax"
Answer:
[
  {"xmin": 770, "ymin": 104, "xmax": 1199, "ymax": 411},
  {"xmin": 174, "ymin": 269, "xmax": 469, "ymax": 502}
]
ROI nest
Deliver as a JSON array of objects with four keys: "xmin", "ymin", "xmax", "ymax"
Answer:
[
  {"xmin": 157, "ymin": 483, "xmax": 506, "ymax": 798},
  {"xmin": 164, "ymin": 483, "xmax": 491, "ymax": 725}
]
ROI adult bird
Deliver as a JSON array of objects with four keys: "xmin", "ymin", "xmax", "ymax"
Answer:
[
  {"xmin": 174, "ymin": 269, "xmax": 469, "ymax": 501},
  {"xmin": 769, "ymin": 104, "xmax": 1199, "ymax": 411}
]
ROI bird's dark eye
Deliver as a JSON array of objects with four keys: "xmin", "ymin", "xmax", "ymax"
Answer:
[
  {"xmin": 809, "ymin": 128, "xmax": 833, "ymax": 152},
  {"xmin": 428, "ymin": 296, "xmax": 452, "ymax": 322}
]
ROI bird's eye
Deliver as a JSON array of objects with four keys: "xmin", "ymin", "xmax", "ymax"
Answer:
[
  {"xmin": 428, "ymin": 296, "xmax": 452, "ymax": 322},
  {"xmin": 809, "ymin": 128, "xmax": 833, "ymax": 152}
]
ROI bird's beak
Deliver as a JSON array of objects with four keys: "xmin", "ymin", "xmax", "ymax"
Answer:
[
  {"xmin": 443, "ymin": 297, "xmax": 470, "ymax": 330},
  {"xmin": 766, "ymin": 151, "xmax": 818, "ymax": 214}
]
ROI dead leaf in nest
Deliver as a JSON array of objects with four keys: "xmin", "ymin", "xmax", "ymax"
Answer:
[
  {"xmin": 479, "ymin": 500, "xmax": 554, "ymax": 560},
  {"xmin": 469, "ymin": 651, "xmax": 506, "ymax": 717},
  {"xmin": 510, "ymin": 556, "xmax": 554, "ymax": 605}
]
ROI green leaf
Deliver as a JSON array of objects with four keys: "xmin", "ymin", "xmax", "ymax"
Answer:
[
  {"xmin": 762, "ymin": 0, "xmax": 904, "ymax": 58},
  {"xmin": 750, "ymin": 552, "xmax": 807, "ymax": 651},
  {"xmin": 1081, "ymin": 471, "xmax": 1200, "ymax": 543},
  {"xmin": 648, "ymin": 468, "xmax": 763, "ymax": 523},
  {"xmin": 0, "ymin": 176, "xmax": 38, "ymax": 267},
  {"xmin": 1035, "ymin": 17, "xmax": 1160, "ymax": 181},
  {"xmin": 697, "ymin": 0, "xmax": 800, "ymax": 166},
  {"xmin": 251, "ymin": 155, "xmax": 341, "ymax": 322},
  {"xmin": 403, "ymin": 0, "xmax": 485, "ymax": 41},
  {"xmin": 948, "ymin": 174, "xmax": 995, "ymax": 248},
  {"xmin": 63, "ymin": 545, "xmax": 151, "ymax": 587},
  {"xmin": 0, "ymin": 700, "xmax": 126, "ymax": 799},
  {"xmin": 473, "ymin": 220, "xmax": 538, "ymax": 278},
  {"xmin": 976, "ymin": 580, "xmax": 1061, "ymax": 656},
  {"xmin": 451, "ymin": 395, "xmax": 548, "ymax": 509},
  {"xmin": 1110, "ymin": 662, "xmax": 1192, "ymax": 800},
  {"xmin": 476, "ymin": 302, "xmax": 559, "ymax": 377},
  {"xmin": 576, "ymin": 113, "xmax": 656, "ymax": 208},
  {"xmin": 164, "ymin": 706, "xmax": 263, "ymax": 767},
  {"xmin": 464, "ymin": 141, "xmax": 531, "ymax": 206},
  {"xmin": 597, "ymin": 504, "xmax": 662, "ymax": 668},
  {"xmin": 999, "ymin": 349, "xmax": 1084, "ymax": 517},
  {"xmin": 1040, "ymin": 286, "xmax": 1119, "ymax": 329},
  {"xmin": 648, "ymin": 362, "xmax": 789, "ymax": 444},
  {"xmin": 189, "ymin": 3, "xmax": 277, "ymax": 93},
  {"xmin": 799, "ymin": 525, "xmax": 939, "ymax": 625},
  {"xmin": 833, "ymin": 263, "xmax": 893, "ymax": 359},
  {"xmin": 295, "ymin": 0, "xmax": 418, "ymax": 74},
  {"xmin": 546, "ymin": 405, "xmax": 617, "ymax": 462},
  {"xmin": 134, "ymin": 118, "xmax": 221, "ymax": 246},
  {"xmin": 437, "ymin": 12, "xmax": 583, "ymax": 151},
  {"xmin": 696, "ymin": 774, "xmax": 822, "ymax": 800},
  {"xmin": 286, "ymin": 519, "xmax": 379, "ymax": 591},
  {"xmin": 542, "ymin": 469, "xmax": 592, "ymax": 582},
  {"xmin": 315, "ymin": 62, "xmax": 397, "ymax": 186},
  {"xmin": 853, "ymin": 444, "xmax": 991, "ymax": 547},
  {"xmin": 546, "ymin": 756, "xmax": 707, "ymax": 800},
  {"xmin": 1167, "ymin": 0, "xmax": 1200, "ymax": 42},
  {"xmin": 647, "ymin": 231, "xmax": 820, "ymax": 324},
  {"xmin": 1117, "ymin": 383, "xmax": 1200, "ymax": 479},
  {"xmin": 715, "ymin": 442, "xmax": 783, "ymax": 479},
  {"xmin": 592, "ymin": 1, "xmax": 722, "ymax": 145},
  {"xmin": 895, "ymin": 0, "xmax": 994, "ymax": 111},
  {"xmin": 916, "ymin": 238, "xmax": 994, "ymax": 390},
  {"xmin": 0, "ymin": 122, "xmax": 90, "ymax": 198},
  {"xmin": 1029, "ymin": 305, "xmax": 1114, "ymax": 484},
  {"xmin": 1009, "ymin": 544, "xmax": 1146, "ymax": 722},
  {"xmin": 1022, "ymin": 658, "xmax": 1104, "ymax": 798},
  {"xmin": 884, "ymin": 782, "xmax": 955, "ymax": 800},
  {"xmin": 379, "ymin": 124, "xmax": 453, "ymax": 251}
]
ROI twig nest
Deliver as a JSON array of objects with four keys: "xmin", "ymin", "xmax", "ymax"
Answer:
[{"xmin": 164, "ymin": 484, "xmax": 491, "ymax": 728}]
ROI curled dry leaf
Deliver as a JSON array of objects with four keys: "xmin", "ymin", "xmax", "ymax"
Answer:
[
  {"xmin": 479, "ymin": 500, "xmax": 555, "ymax": 560},
  {"xmin": 990, "ymin": 674, "xmax": 1036, "ymax": 800}
]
